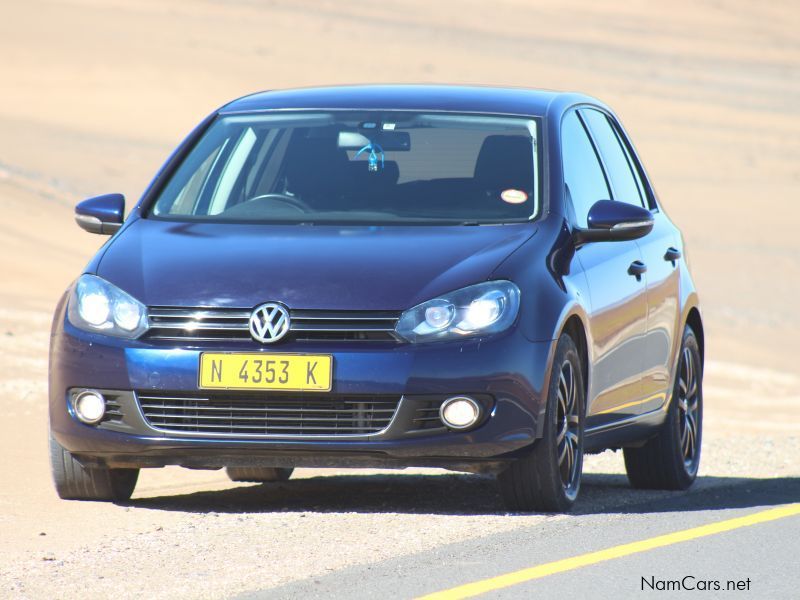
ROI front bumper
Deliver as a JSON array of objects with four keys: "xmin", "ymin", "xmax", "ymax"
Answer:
[{"xmin": 49, "ymin": 303, "xmax": 554, "ymax": 472}]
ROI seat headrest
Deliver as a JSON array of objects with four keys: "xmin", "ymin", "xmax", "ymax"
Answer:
[
  {"xmin": 473, "ymin": 135, "xmax": 534, "ymax": 191},
  {"xmin": 284, "ymin": 137, "xmax": 350, "ymax": 196}
]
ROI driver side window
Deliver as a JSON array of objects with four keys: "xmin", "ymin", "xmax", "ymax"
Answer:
[{"xmin": 561, "ymin": 111, "xmax": 610, "ymax": 228}]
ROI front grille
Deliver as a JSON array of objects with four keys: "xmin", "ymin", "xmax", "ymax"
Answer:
[
  {"xmin": 137, "ymin": 392, "xmax": 401, "ymax": 437},
  {"xmin": 145, "ymin": 307, "xmax": 401, "ymax": 343}
]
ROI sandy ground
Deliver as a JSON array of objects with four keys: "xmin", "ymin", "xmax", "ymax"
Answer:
[{"xmin": 0, "ymin": 0, "xmax": 798, "ymax": 598}]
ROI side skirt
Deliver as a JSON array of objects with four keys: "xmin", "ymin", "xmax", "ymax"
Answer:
[{"xmin": 584, "ymin": 404, "xmax": 669, "ymax": 453}]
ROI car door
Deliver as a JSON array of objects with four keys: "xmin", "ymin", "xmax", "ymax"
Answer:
[
  {"xmin": 580, "ymin": 108, "xmax": 681, "ymax": 415},
  {"xmin": 561, "ymin": 110, "xmax": 648, "ymax": 428}
]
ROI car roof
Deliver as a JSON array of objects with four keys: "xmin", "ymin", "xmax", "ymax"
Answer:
[{"xmin": 220, "ymin": 84, "xmax": 597, "ymax": 118}]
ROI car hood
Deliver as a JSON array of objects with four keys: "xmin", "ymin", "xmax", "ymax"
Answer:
[{"xmin": 96, "ymin": 219, "xmax": 536, "ymax": 310}]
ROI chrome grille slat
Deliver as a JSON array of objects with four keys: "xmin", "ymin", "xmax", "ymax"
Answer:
[
  {"xmin": 146, "ymin": 336, "xmax": 250, "ymax": 342},
  {"xmin": 291, "ymin": 312, "xmax": 398, "ymax": 321},
  {"xmin": 291, "ymin": 324, "xmax": 396, "ymax": 332},
  {"xmin": 140, "ymin": 404, "xmax": 396, "ymax": 414},
  {"xmin": 144, "ymin": 306, "xmax": 401, "ymax": 343},
  {"xmin": 148, "ymin": 323, "xmax": 248, "ymax": 331},
  {"xmin": 143, "ymin": 422, "xmax": 383, "ymax": 432},
  {"xmin": 136, "ymin": 392, "xmax": 401, "ymax": 437},
  {"xmin": 148, "ymin": 309, "xmax": 251, "ymax": 319},
  {"xmin": 143, "ymin": 413, "xmax": 390, "ymax": 423},
  {"xmin": 138, "ymin": 395, "xmax": 398, "ymax": 405}
]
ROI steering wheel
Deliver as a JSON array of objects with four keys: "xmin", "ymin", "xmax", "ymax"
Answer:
[{"xmin": 245, "ymin": 193, "xmax": 312, "ymax": 213}]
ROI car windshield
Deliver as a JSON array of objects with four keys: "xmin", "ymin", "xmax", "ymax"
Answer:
[{"xmin": 149, "ymin": 111, "xmax": 540, "ymax": 225}]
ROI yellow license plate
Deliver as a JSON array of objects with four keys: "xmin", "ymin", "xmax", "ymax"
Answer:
[{"xmin": 199, "ymin": 353, "xmax": 332, "ymax": 391}]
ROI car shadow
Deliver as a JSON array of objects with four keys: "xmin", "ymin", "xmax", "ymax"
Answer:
[{"xmin": 125, "ymin": 472, "xmax": 800, "ymax": 516}]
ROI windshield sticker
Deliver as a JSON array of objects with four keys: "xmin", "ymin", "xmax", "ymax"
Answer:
[{"xmin": 500, "ymin": 189, "xmax": 528, "ymax": 204}]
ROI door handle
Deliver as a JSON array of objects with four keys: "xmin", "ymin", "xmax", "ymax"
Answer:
[
  {"xmin": 628, "ymin": 260, "xmax": 647, "ymax": 279},
  {"xmin": 664, "ymin": 247, "xmax": 682, "ymax": 263}
]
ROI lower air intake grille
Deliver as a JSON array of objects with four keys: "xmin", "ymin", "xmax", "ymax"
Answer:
[
  {"xmin": 136, "ymin": 392, "xmax": 401, "ymax": 437},
  {"xmin": 410, "ymin": 398, "xmax": 446, "ymax": 432},
  {"xmin": 103, "ymin": 394, "xmax": 125, "ymax": 425}
]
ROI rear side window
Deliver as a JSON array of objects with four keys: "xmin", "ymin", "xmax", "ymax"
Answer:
[
  {"xmin": 580, "ymin": 109, "xmax": 646, "ymax": 209},
  {"xmin": 561, "ymin": 111, "xmax": 610, "ymax": 227}
]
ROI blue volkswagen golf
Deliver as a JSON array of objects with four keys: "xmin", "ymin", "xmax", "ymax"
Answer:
[{"xmin": 50, "ymin": 85, "xmax": 704, "ymax": 511}]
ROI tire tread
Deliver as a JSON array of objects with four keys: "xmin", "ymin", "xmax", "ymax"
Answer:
[
  {"xmin": 49, "ymin": 433, "xmax": 138, "ymax": 501},
  {"xmin": 624, "ymin": 326, "xmax": 702, "ymax": 491},
  {"xmin": 498, "ymin": 334, "xmax": 584, "ymax": 512}
]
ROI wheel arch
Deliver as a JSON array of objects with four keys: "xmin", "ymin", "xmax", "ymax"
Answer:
[
  {"xmin": 551, "ymin": 305, "xmax": 592, "ymax": 409},
  {"xmin": 663, "ymin": 299, "xmax": 704, "ymax": 414},
  {"xmin": 561, "ymin": 313, "xmax": 589, "ymax": 402},
  {"xmin": 685, "ymin": 305, "xmax": 704, "ymax": 365}
]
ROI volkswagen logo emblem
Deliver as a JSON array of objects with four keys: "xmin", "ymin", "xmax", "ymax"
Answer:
[{"xmin": 249, "ymin": 303, "xmax": 290, "ymax": 344}]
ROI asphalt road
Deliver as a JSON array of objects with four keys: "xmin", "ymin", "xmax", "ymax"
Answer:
[{"xmin": 241, "ymin": 475, "xmax": 800, "ymax": 599}]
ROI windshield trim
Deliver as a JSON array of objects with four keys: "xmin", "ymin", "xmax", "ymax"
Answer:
[{"xmin": 145, "ymin": 215, "xmax": 536, "ymax": 227}]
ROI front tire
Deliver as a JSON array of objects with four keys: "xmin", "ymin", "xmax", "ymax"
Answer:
[
  {"xmin": 498, "ymin": 334, "xmax": 585, "ymax": 512},
  {"xmin": 225, "ymin": 467, "xmax": 294, "ymax": 483},
  {"xmin": 49, "ymin": 433, "xmax": 139, "ymax": 501},
  {"xmin": 624, "ymin": 325, "xmax": 703, "ymax": 490}
]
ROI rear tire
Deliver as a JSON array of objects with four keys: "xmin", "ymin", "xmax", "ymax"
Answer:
[
  {"xmin": 624, "ymin": 325, "xmax": 703, "ymax": 490},
  {"xmin": 49, "ymin": 433, "xmax": 138, "ymax": 501},
  {"xmin": 225, "ymin": 467, "xmax": 294, "ymax": 483},
  {"xmin": 498, "ymin": 334, "xmax": 585, "ymax": 512}
]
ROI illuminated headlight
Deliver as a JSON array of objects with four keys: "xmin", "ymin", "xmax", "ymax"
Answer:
[
  {"xmin": 440, "ymin": 396, "xmax": 482, "ymax": 430},
  {"xmin": 72, "ymin": 390, "xmax": 106, "ymax": 425},
  {"xmin": 67, "ymin": 275, "xmax": 148, "ymax": 338},
  {"xmin": 396, "ymin": 281, "xmax": 520, "ymax": 343}
]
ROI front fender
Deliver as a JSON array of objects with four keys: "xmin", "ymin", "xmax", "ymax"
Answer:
[{"xmin": 491, "ymin": 216, "xmax": 594, "ymax": 435}]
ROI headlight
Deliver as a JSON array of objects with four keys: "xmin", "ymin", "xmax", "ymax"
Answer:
[
  {"xmin": 396, "ymin": 281, "xmax": 520, "ymax": 343},
  {"xmin": 67, "ymin": 275, "xmax": 148, "ymax": 338}
]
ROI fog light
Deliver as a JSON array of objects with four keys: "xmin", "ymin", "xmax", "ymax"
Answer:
[
  {"xmin": 440, "ymin": 396, "xmax": 481, "ymax": 430},
  {"xmin": 73, "ymin": 391, "xmax": 106, "ymax": 425}
]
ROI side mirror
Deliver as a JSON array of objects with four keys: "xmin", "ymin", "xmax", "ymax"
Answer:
[
  {"xmin": 75, "ymin": 194, "xmax": 125, "ymax": 235},
  {"xmin": 573, "ymin": 200, "xmax": 653, "ymax": 244}
]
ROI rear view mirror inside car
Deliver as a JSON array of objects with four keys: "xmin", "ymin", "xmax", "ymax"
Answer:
[{"xmin": 337, "ymin": 130, "xmax": 411, "ymax": 151}]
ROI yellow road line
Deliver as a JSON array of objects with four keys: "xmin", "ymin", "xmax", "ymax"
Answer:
[{"xmin": 418, "ymin": 503, "xmax": 800, "ymax": 600}]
